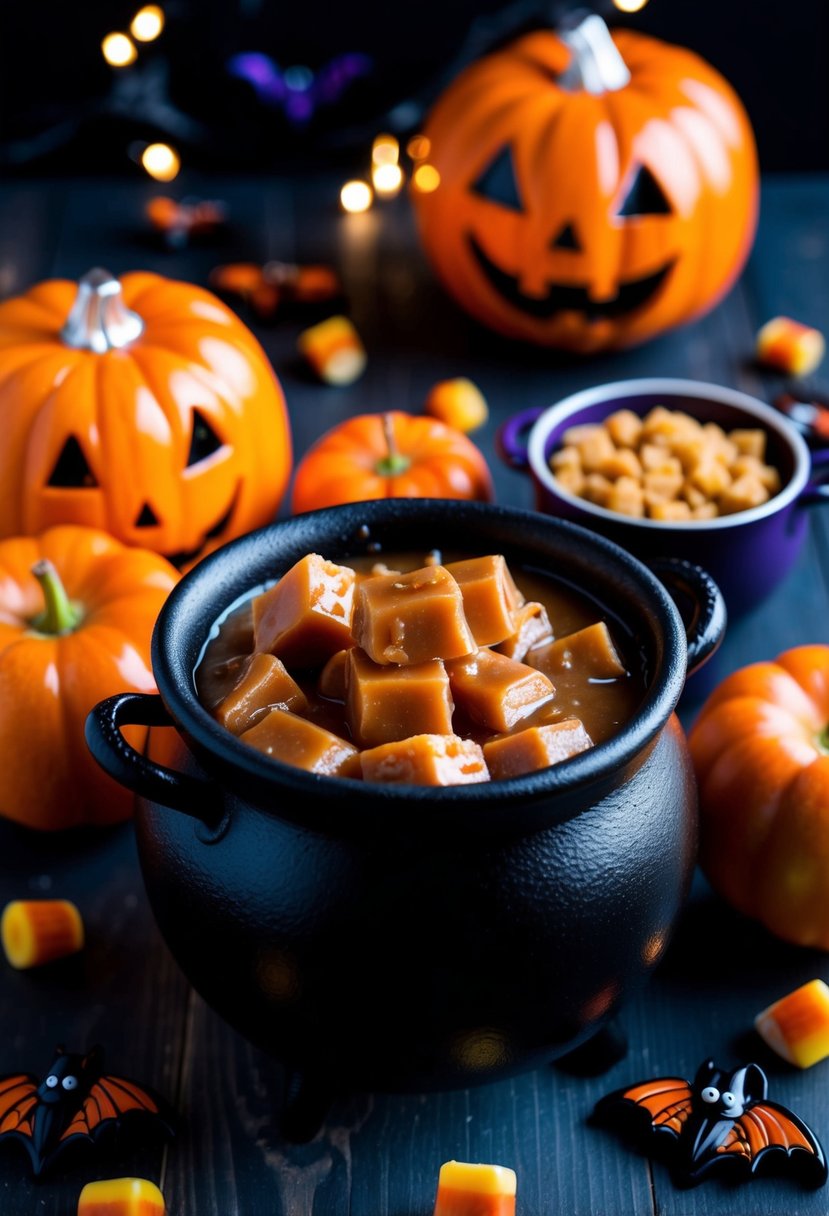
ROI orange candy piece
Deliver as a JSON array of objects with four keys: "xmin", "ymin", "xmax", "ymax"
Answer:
[
  {"xmin": 756, "ymin": 316, "xmax": 825, "ymax": 376},
  {"xmin": 2, "ymin": 900, "xmax": 84, "ymax": 969},
  {"xmin": 297, "ymin": 315, "xmax": 367, "ymax": 385},
  {"xmin": 77, "ymin": 1177, "xmax": 165, "ymax": 1215},
  {"xmin": 433, "ymin": 1160, "xmax": 516, "ymax": 1216},
  {"xmin": 755, "ymin": 979, "xmax": 829, "ymax": 1068},
  {"xmin": 425, "ymin": 378, "xmax": 489, "ymax": 433}
]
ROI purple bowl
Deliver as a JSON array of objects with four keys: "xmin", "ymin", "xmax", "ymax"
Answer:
[{"xmin": 500, "ymin": 378, "xmax": 829, "ymax": 616}]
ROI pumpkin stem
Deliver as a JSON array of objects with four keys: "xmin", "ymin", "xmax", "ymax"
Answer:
[
  {"xmin": 819, "ymin": 726, "xmax": 829, "ymax": 755},
  {"xmin": 559, "ymin": 12, "xmax": 631, "ymax": 94},
  {"xmin": 60, "ymin": 268, "xmax": 144, "ymax": 353},
  {"xmin": 30, "ymin": 560, "xmax": 81, "ymax": 636},
  {"xmin": 375, "ymin": 413, "xmax": 412, "ymax": 477}
]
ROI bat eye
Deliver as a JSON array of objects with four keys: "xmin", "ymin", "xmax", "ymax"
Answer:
[
  {"xmin": 45, "ymin": 1075, "xmax": 59, "ymax": 1088},
  {"xmin": 701, "ymin": 1086, "xmax": 720, "ymax": 1104},
  {"xmin": 61, "ymin": 1075, "xmax": 79, "ymax": 1091},
  {"xmin": 721, "ymin": 1091, "xmax": 737, "ymax": 1106}
]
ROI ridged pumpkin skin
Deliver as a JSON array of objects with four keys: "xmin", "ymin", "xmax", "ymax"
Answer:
[
  {"xmin": 414, "ymin": 28, "xmax": 759, "ymax": 353},
  {"xmin": 0, "ymin": 272, "xmax": 292, "ymax": 566},
  {"xmin": 689, "ymin": 646, "xmax": 829, "ymax": 948}
]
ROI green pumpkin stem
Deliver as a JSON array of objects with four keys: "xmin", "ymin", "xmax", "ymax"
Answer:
[
  {"xmin": 375, "ymin": 413, "xmax": 412, "ymax": 477},
  {"xmin": 31, "ymin": 560, "xmax": 81, "ymax": 636}
]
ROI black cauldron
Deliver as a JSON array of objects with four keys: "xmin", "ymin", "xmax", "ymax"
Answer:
[{"xmin": 86, "ymin": 501, "xmax": 724, "ymax": 1135}]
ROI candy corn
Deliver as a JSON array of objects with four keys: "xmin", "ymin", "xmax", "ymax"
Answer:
[
  {"xmin": 2, "ymin": 899, "xmax": 84, "ymax": 969},
  {"xmin": 77, "ymin": 1176, "xmax": 165, "ymax": 1215},
  {"xmin": 755, "ymin": 979, "xmax": 829, "ymax": 1068},
  {"xmin": 425, "ymin": 378, "xmax": 489, "ymax": 433},
  {"xmin": 433, "ymin": 1160, "xmax": 517, "ymax": 1216},
  {"xmin": 298, "ymin": 315, "xmax": 366, "ymax": 385},
  {"xmin": 755, "ymin": 316, "xmax": 825, "ymax": 376}
]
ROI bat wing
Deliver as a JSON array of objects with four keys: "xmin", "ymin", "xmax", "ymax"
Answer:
[
  {"xmin": 48, "ymin": 1073, "xmax": 173, "ymax": 1169},
  {"xmin": 594, "ymin": 1076, "xmax": 695, "ymax": 1143},
  {"xmin": 0, "ymin": 1073, "xmax": 40, "ymax": 1171},
  {"xmin": 710, "ymin": 1100, "xmax": 828, "ymax": 1184}
]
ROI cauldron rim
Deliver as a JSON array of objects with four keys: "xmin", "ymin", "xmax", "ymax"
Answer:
[{"xmin": 150, "ymin": 499, "xmax": 691, "ymax": 822}]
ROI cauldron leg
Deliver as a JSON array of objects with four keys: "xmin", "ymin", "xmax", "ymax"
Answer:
[
  {"xmin": 554, "ymin": 1018, "xmax": 628, "ymax": 1077},
  {"xmin": 279, "ymin": 1069, "xmax": 333, "ymax": 1142}
]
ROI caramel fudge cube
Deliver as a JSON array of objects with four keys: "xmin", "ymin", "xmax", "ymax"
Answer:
[
  {"xmin": 607, "ymin": 476, "xmax": 645, "ymax": 518},
  {"xmin": 553, "ymin": 467, "xmax": 585, "ymax": 496},
  {"xmin": 253, "ymin": 554, "xmax": 355, "ymax": 668},
  {"xmin": 345, "ymin": 648, "xmax": 453, "ymax": 747},
  {"xmin": 484, "ymin": 719, "xmax": 593, "ymax": 779},
  {"xmin": 731, "ymin": 428, "xmax": 766, "ymax": 460},
  {"xmin": 444, "ymin": 555, "xmax": 523, "ymax": 646},
  {"xmin": 447, "ymin": 648, "xmax": 554, "ymax": 733},
  {"xmin": 240, "ymin": 708, "xmax": 359, "ymax": 777},
  {"xmin": 353, "ymin": 565, "xmax": 476, "ymax": 665},
  {"xmin": 528, "ymin": 622, "xmax": 626, "ymax": 680},
  {"xmin": 604, "ymin": 408, "xmax": 643, "ymax": 449},
  {"xmin": 318, "ymin": 649, "xmax": 348, "ymax": 700},
  {"xmin": 496, "ymin": 601, "xmax": 553, "ymax": 662},
  {"xmin": 215, "ymin": 652, "xmax": 308, "ymax": 735},
  {"xmin": 360, "ymin": 734, "xmax": 489, "ymax": 786},
  {"xmin": 717, "ymin": 473, "xmax": 769, "ymax": 515}
]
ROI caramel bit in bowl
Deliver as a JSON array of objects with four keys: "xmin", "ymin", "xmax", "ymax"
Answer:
[{"xmin": 198, "ymin": 549, "xmax": 641, "ymax": 787}]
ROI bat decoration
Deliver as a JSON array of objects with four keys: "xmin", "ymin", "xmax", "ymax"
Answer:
[
  {"xmin": 0, "ymin": 1045, "xmax": 174, "ymax": 1177},
  {"xmin": 594, "ymin": 1058, "xmax": 827, "ymax": 1188},
  {"xmin": 226, "ymin": 52, "xmax": 373, "ymax": 125}
]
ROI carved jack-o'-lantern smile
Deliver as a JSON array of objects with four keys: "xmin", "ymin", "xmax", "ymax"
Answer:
[{"xmin": 467, "ymin": 143, "xmax": 676, "ymax": 323}]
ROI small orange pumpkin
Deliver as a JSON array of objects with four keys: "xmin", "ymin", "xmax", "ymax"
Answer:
[
  {"xmin": 413, "ymin": 14, "xmax": 758, "ymax": 353},
  {"xmin": 689, "ymin": 646, "xmax": 829, "ymax": 948},
  {"xmin": 291, "ymin": 411, "xmax": 493, "ymax": 513},
  {"xmin": 0, "ymin": 526, "xmax": 178, "ymax": 831},
  {"xmin": 0, "ymin": 268, "xmax": 292, "ymax": 566}
]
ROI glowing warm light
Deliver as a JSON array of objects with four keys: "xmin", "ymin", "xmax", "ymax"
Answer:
[
  {"xmin": 612, "ymin": 0, "xmax": 649, "ymax": 11},
  {"xmin": 407, "ymin": 134, "xmax": 431, "ymax": 161},
  {"xmin": 371, "ymin": 134, "xmax": 399, "ymax": 166},
  {"xmin": 412, "ymin": 163, "xmax": 440, "ymax": 193},
  {"xmin": 130, "ymin": 5, "xmax": 165, "ymax": 41},
  {"xmin": 141, "ymin": 142, "xmax": 181, "ymax": 181},
  {"xmin": 102, "ymin": 32, "xmax": 137, "ymax": 67},
  {"xmin": 340, "ymin": 180, "xmax": 373, "ymax": 213},
  {"xmin": 372, "ymin": 162, "xmax": 403, "ymax": 197}
]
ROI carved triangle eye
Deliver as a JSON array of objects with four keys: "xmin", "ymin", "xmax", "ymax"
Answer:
[
  {"xmin": 47, "ymin": 436, "xmax": 98, "ymax": 488},
  {"xmin": 471, "ymin": 145, "xmax": 523, "ymax": 211},
  {"xmin": 187, "ymin": 409, "xmax": 223, "ymax": 467},
  {"xmin": 616, "ymin": 164, "xmax": 672, "ymax": 218}
]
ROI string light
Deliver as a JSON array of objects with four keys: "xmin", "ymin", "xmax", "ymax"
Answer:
[
  {"xmin": 612, "ymin": 0, "xmax": 649, "ymax": 11},
  {"xmin": 102, "ymin": 32, "xmax": 137, "ymax": 67},
  {"xmin": 130, "ymin": 5, "xmax": 165, "ymax": 41},
  {"xmin": 407, "ymin": 135, "xmax": 431, "ymax": 161},
  {"xmin": 340, "ymin": 180, "xmax": 373, "ymax": 213},
  {"xmin": 412, "ymin": 164, "xmax": 441, "ymax": 193},
  {"xmin": 371, "ymin": 134, "xmax": 399, "ymax": 167},
  {"xmin": 141, "ymin": 142, "xmax": 181, "ymax": 181},
  {"xmin": 372, "ymin": 162, "xmax": 403, "ymax": 198}
]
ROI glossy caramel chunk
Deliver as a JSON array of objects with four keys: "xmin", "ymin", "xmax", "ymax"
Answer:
[
  {"xmin": 353, "ymin": 565, "xmax": 476, "ymax": 666},
  {"xmin": 252, "ymin": 554, "xmax": 355, "ymax": 668},
  {"xmin": 360, "ymin": 734, "xmax": 489, "ymax": 786},
  {"xmin": 484, "ymin": 719, "xmax": 593, "ymax": 779},
  {"xmin": 444, "ymin": 555, "xmax": 523, "ymax": 646},
  {"xmin": 240, "ymin": 708, "xmax": 359, "ymax": 776},
  {"xmin": 215, "ymin": 652, "xmax": 308, "ymax": 735},
  {"xmin": 318, "ymin": 649, "xmax": 348, "ymax": 700},
  {"xmin": 528, "ymin": 622, "xmax": 626, "ymax": 681},
  {"xmin": 446, "ymin": 648, "xmax": 554, "ymax": 733},
  {"xmin": 345, "ymin": 648, "xmax": 453, "ymax": 747},
  {"xmin": 495, "ymin": 601, "xmax": 553, "ymax": 662}
]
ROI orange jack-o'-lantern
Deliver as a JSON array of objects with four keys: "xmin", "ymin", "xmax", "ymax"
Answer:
[
  {"xmin": 0, "ymin": 269, "xmax": 292, "ymax": 565},
  {"xmin": 412, "ymin": 15, "xmax": 759, "ymax": 353}
]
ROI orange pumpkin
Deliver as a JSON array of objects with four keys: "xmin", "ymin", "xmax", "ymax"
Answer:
[
  {"xmin": 689, "ymin": 646, "xmax": 829, "ymax": 948},
  {"xmin": 291, "ymin": 411, "xmax": 493, "ymax": 513},
  {"xmin": 0, "ymin": 268, "xmax": 292, "ymax": 566},
  {"xmin": 0, "ymin": 526, "xmax": 178, "ymax": 831},
  {"xmin": 412, "ymin": 14, "xmax": 759, "ymax": 353}
]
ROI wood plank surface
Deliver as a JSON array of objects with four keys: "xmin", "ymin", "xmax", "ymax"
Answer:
[{"xmin": 0, "ymin": 174, "xmax": 828, "ymax": 1216}]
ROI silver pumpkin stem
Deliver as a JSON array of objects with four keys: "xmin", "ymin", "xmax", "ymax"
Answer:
[
  {"xmin": 60, "ymin": 268, "xmax": 144, "ymax": 352},
  {"xmin": 559, "ymin": 11, "xmax": 631, "ymax": 94}
]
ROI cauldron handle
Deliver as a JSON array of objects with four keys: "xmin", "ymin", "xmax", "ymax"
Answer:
[
  {"xmin": 86, "ymin": 692, "xmax": 222, "ymax": 827},
  {"xmin": 647, "ymin": 558, "xmax": 727, "ymax": 677}
]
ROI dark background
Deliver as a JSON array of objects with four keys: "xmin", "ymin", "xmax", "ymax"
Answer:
[{"xmin": 1, "ymin": 0, "xmax": 827, "ymax": 173}]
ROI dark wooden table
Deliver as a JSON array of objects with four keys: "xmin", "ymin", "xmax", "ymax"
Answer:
[{"xmin": 1, "ymin": 173, "xmax": 828, "ymax": 1216}]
